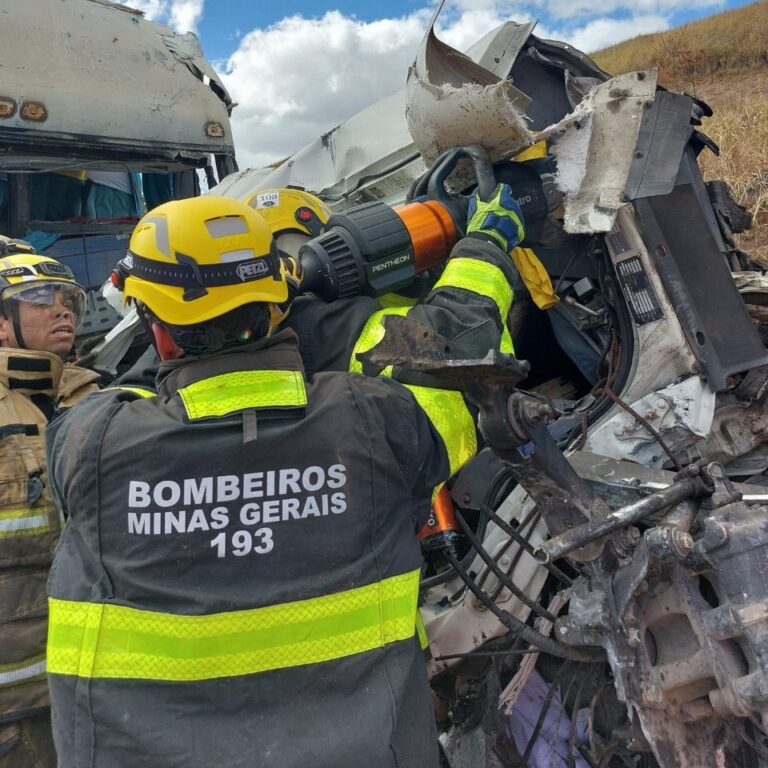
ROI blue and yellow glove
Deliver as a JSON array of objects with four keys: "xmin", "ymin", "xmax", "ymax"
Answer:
[{"xmin": 466, "ymin": 183, "xmax": 526, "ymax": 254}]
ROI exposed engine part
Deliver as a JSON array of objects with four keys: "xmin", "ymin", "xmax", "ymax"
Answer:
[
  {"xmin": 555, "ymin": 464, "xmax": 768, "ymax": 765},
  {"xmin": 535, "ymin": 463, "xmax": 710, "ymax": 564}
]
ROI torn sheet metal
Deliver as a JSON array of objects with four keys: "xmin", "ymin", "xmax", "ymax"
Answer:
[
  {"xmin": 403, "ymin": 12, "xmax": 657, "ymax": 233},
  {"xmin": 537, "ymin": 70, "xmax": 658, "ymax": 232},
  {"xmin": 585, "ymin": 375, "xmax": 716, "ymax": 467},
  {"xmin": 405, "ymin": 12, "xmax": 532, "ymax": 168},
  {"xmin": 405, "ymin": 79, "xmax": 532, "ymax": 169}
]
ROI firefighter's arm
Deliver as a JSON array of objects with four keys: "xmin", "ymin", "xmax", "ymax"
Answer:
[
  {"xmin": 399, "ymin": 183, "xmax": 527, "ymax": 358},
  {"xmin": 347, "ymin": 186, "xmax": 526, "ymax": 375},
  {"xmin": 46, "ymin": 391, "xmax": 121, "ymax": 519},
  {"xmin": 356, "ymin": 375, "xmax": 477, "ymax": 520}
]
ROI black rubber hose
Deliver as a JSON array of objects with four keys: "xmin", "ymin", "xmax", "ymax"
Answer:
[
  {"xmin": 455, "ymin": 511, "xmax": 557, "ymax": 623},
  {"xmin": 444, "ymin": 550, "xmax": 605, "ymax": 663},
  {"xmin": 482, "ymin": 505, "xmax": 576, "ymax": 586}
]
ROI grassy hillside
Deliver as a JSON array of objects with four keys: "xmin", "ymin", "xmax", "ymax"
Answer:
[{"xmin": 592, "ymin": 1, "xmax": 768, "ymax": 263}]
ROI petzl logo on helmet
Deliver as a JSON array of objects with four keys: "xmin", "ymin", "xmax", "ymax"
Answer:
[{"xmin": 235, "ymin": 259, "xmax": 270, "ymax": 282}]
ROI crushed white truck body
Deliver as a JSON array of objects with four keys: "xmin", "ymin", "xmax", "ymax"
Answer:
[{"xmin": 219, "ymin": 9, "xmax": 768, "ymax": 767}]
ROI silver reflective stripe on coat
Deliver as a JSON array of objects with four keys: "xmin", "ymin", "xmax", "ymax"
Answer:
[
  {"xmin": 0, "ymin": 511, "xmax": 51, "ymax": 538},
  {"xmin": 0, "ymin": 658, "xmax": 46, "ymax": 687}
]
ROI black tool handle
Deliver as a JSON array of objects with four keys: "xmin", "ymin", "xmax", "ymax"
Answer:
[{"xmin": 425, "ymin": 144, "xmax": 497, "ymax": 203}]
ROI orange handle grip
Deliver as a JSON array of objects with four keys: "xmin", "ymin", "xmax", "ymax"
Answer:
[
  {"xmin": 395, "ymin": 200, "xmax": 458, "ymax": 273},
  {"xmin": 418, "ymin": 486, "xmax": 459, "ymax": 540}
]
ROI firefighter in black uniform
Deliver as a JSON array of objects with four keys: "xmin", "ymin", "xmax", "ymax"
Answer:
[{"xmin": 45, "ymin": 190, "xmax": 524, "ymax": 768}]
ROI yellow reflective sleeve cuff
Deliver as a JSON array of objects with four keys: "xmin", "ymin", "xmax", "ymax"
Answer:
[
  {"xmin": 404, "ymin": 385, "xmax": 477, "ymax": 476},
  {"xmin": 47, "ymin": 569, "xmax": 421, "ymax": 682},
  {"xmin": 179, "ymin": 370, "xmax": 307, "ymax": 420},
  {"xmin": 432, "ymin": 258, "xmax": 514, "ymax": 324},
  {"xmin": 349, "ymin": 306, "xmax": 410, "ymax": 375},
  {"xmin": 104, "ymin": 386, "xmax": 156, "ymax": 399}
]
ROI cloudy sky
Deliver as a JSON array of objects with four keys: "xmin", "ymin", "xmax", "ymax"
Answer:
[{"xmin": 124, "ymin": 0, "xmax": 749, "ymax": 171}]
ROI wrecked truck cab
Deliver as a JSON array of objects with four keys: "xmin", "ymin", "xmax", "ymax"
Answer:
[
  {"xmin": 221, "ymin": 12, "xmax": 768, "ymax": 768},
  {"xmin": 0, "ymin": 0, "xmax": 236, "ymax": 347}
]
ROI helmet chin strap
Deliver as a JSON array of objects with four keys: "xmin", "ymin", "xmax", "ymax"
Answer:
[
  {"xmin": 4, "ymin": 303, "xmax": 28, "ymax": 350},
  {"xmin": 12, "ymin": 318, "xmax": 27, "ymax": 350}
]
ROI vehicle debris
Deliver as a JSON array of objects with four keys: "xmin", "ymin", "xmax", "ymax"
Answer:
[{"xmin": 282, "ymin": 6, "xmax": 768, "ymax": 765}]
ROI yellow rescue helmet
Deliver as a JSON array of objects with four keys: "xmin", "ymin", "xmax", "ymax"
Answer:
[
  {"xmin": 116, "ymin": 196, "xmax": 288, "ymax": 326},
  {"xmin": 244, "ymin": 188, "xmax": 330, "ymax": 238},
  {"xmin": 0, "ymin": 235, "xmax": 36, "ymax": 259},
  {"xmin": 0, "ymin": 250, "xmax": 87, "ymax": 334}
]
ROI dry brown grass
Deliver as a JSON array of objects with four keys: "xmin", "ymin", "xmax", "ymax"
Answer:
[
  {"xmin": 593, "ymin": 2, "xmax": 768, "ymax": 92},
  {"xmin": 592, "ymin": 1, "xmax": 768, "ymax": 264},
  {"xmin": 698, "ymin": 89, "xmax": 768, "ymax": 264}
]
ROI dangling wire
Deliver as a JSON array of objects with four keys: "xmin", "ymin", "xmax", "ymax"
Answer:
[
  {"xmin": 455, "ymin": 510, "xmax": 557, "ymax": 622},
  {"xmin": 481, "ymin": 504, "xmax": 577, "ymax": 586},
  {"xmin": 571, "ymin": 326, "xmax": 683, "ymax": 470},
  {"xmin": 444, "ymin": 549, "xmax": 604, "ymax": 662}
]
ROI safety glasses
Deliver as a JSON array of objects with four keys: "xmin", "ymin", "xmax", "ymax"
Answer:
[{"xmin": 2, "ymin": 282, "xmax": 86, "ymax": 328}]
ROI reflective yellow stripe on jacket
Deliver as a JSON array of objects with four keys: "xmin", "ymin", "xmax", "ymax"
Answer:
[
  {"xmin": 403, "ymin": 385, "xmax": 476, "ymax": 476},
  {"xmin": 179, "ymin": 370, "xmax": 307, "ymax": 419},
  {"xmin": 47, "ymin": 569, "xmax": 420, "ymax": 682},
  {"xmin": 349, "ymin": 306, "xmax": 411, "ymax": 375}
]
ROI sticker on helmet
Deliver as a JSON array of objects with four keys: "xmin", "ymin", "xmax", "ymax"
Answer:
[
  {"xmin": 255, "ymin": 192, "xmax": 280, "ymax": 209},
  {"xmin": 37, "ymin": 260, "xmax": 74, "ymax": 279}
]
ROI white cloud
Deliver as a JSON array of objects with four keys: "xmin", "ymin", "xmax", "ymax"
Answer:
[
  {"xmin": 118, "ymin": 0, "xmax": 202, "ymax": 33},
  {"xmin": 168, "ymin": 0, "xmax": 204, "ymax": 34},
  {"xmin": 564, "ymin": 14, "xmax": 671, "ymax": 52},
  {"xmin": 221, "ymin": 10, "xmax": 432, "ymax": 168}
]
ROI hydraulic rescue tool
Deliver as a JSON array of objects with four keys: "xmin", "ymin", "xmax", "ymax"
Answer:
[{"xmin": 297, "ymin": 144, "xmax": 560, "ymax": 301}]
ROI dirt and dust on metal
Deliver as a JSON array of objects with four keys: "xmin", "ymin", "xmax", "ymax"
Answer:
[{"xmin": 283, "ymin": 0, "xmax": 768, "ymax": 764}]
